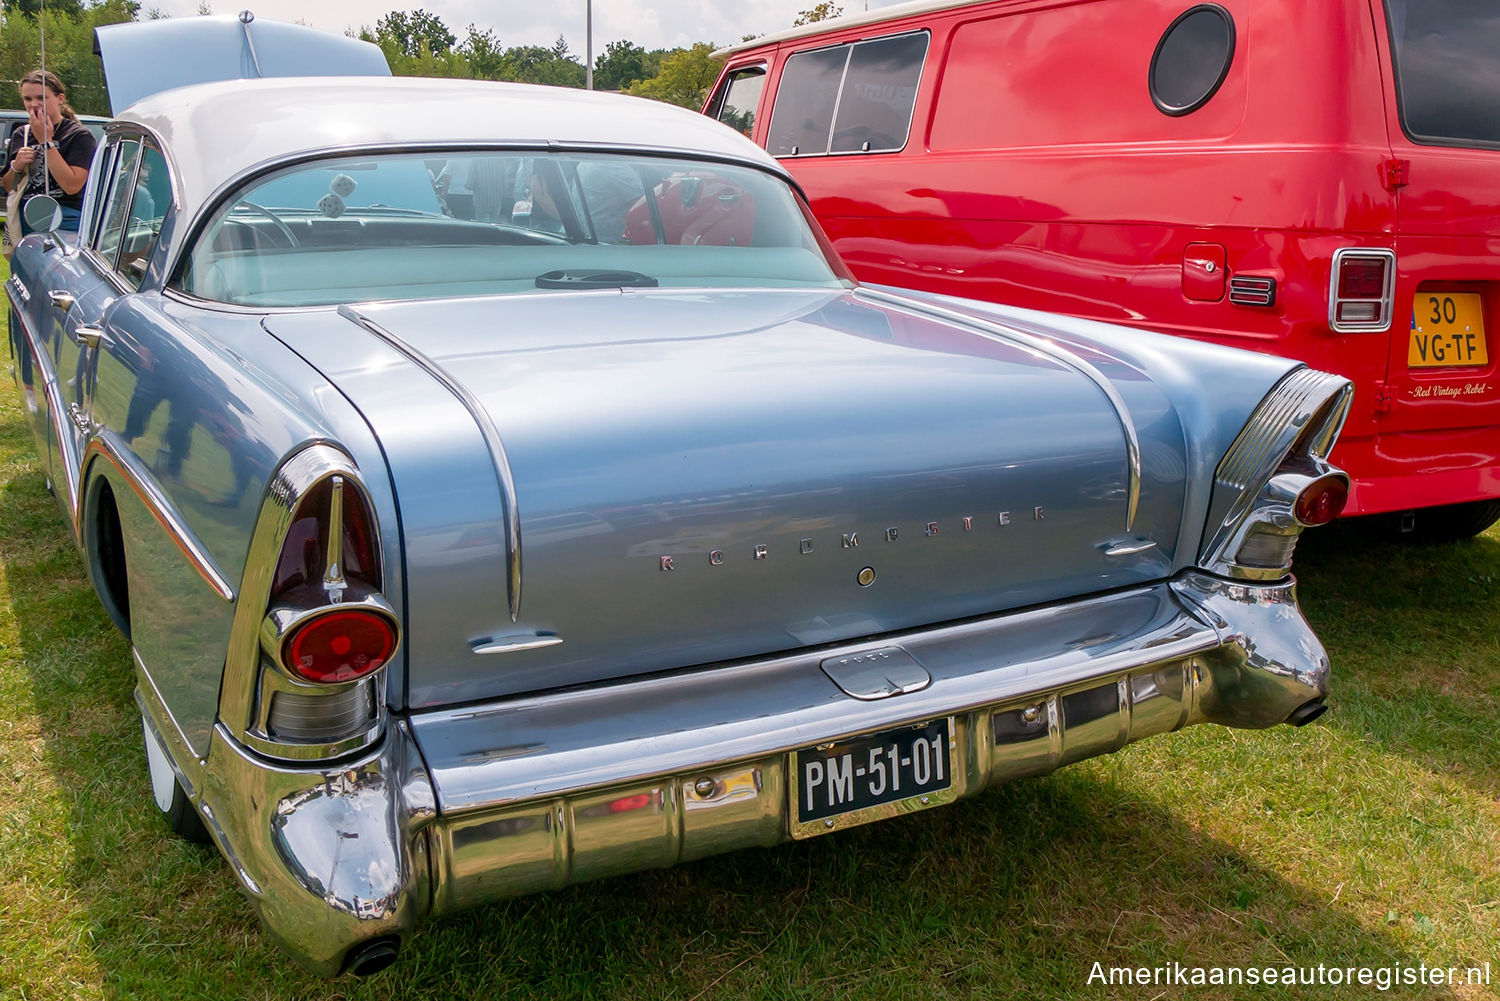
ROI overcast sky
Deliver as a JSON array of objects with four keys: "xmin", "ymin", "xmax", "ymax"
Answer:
[{"xmin": 139, "ymin": 1, "xmax": 905, "ymax": 54}]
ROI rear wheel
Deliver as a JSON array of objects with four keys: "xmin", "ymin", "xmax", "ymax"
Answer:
[
  {"xmin": 1388, "ymin": 499, "xmax": 1500, "ymax": 542},
  {"xmin": 142, "ymin": 715, "xmax": 212, "ymax": 844}
]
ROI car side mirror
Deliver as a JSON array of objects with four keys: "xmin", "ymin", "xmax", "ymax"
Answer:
[{"xmin": 22, "ymin": 193, "xmax": 62, "ymax": 236}]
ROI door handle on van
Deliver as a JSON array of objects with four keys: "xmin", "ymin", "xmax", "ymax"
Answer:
[
  {"xmin": 70, "ymin": 324, "xmax": 109, "ymax": 350},
  {"xmin": 47, "ymin": 290, "xmax": 76, "ymax": 312}
]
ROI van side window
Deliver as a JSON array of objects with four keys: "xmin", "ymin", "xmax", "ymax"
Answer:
[
  {"xmin": 1149, "ymin": 5, "xmax": 1236, "ymax": 116},
  {"xmin": 1385, "ymin": 0, "xmax": 1500, "ymax": 147},
  {"xmin": 770, "ymin": 46, "xmax": 848, "ymax": 156},
  {"xmin": 769, "ymin": 32, "xmax": 928, "ymax": 157},
  {"xmin": 830, "ymin": 33, "xmax": 928, "ymax": 153},
  {"xmin": 709, "ymin": 66, "xmax": 766, "ymax": 137}
]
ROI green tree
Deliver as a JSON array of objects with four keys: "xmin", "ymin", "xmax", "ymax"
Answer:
[
  {"xmin": 459, "ymin": 24, "xmax": 504, "ymax": 79},
  {"xmin": 0, "ymin": 0, "xmax": 139, "ymax": 114},
  {"xmin": 497, "ymin": 40, "xmax": 584, "ymax": 87},
  {"xmin": 593, "ymin": 38, "xmax": 646, "ymax": 90},
  {"xmin": 626, "ymin": 42, "xmax": 719, "ymax": 110},
  {"xmin": 373, "ymin": 8, "xmax": 455, "ymax": 58},
  {"xmin": 793, "ymin": 3, "xmax": 843, "ymax": 25},
  {"xmin": 2, "ymin": 0, "xmax": 84, "ymax": 19}
]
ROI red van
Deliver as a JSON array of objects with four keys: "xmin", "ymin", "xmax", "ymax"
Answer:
[{"xmin": 706, "ymin": 0, "xmax": 1500, "ymax": 538}]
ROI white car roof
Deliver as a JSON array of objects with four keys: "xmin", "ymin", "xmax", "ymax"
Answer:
[
  {"xmin": 117, "ymin": 76, "xmax": 788, "ymax": 224},
  {"xmin": 714, "ymin": 0, "xmax": 993, "ymax": 60}
]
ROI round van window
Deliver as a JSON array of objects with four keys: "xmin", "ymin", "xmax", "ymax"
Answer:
[{"xmin": 1149, "ymin": 5, "xmax": 1236, "ymax": 116}]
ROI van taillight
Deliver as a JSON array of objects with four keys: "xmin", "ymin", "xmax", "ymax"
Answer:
[
  {"xmin": 283, "ymin": 609, "xmax": 398, "ymax": 684},
  {"xmin": 1329, "ymin": 248, "xmax": 1396, "ymax": 332},
  {"xmin": 1337, "ymin": 260, "xmax": 1385, "ymax": 299}
]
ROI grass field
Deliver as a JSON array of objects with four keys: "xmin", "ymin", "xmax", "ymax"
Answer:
[{"xmin": 0, "ymin": 260, "xmax": 1496, "ymax": 998}]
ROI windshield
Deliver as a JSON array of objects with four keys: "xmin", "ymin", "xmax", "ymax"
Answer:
[{"xmin": 178, "ymin": 151, "xmax": 849, "ymax": 307}]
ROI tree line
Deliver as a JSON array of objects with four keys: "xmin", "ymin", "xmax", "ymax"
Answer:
[{"xmin": 0, "ymin": 2, "xmax": 842, "ymax": 114}]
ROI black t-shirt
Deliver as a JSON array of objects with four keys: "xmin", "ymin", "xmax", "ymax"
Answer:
[{"xmin": 4, "ymin": 116, "xmax": 97, "ymax": 213}]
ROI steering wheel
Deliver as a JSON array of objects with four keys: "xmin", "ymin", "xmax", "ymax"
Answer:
[{"xmin": 234, "ymin": 200, "xmax": 301, "ymax": 248}]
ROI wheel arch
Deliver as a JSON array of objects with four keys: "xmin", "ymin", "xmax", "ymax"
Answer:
[{"xmin": 79, "ymin": 461, "xmax": 133, "ymax": 639}]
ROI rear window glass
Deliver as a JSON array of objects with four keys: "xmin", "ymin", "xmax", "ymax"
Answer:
[
  {"xmin": 1385, "ymin": 0, "xmax": 1500, "ymax": 146},
  {"xmin": 178, "ymin": 151, "xmax": 848, "ymax": 307},
  {"xmin": 769, "ymin": 32, "xmax": 927, "ymax": 157}
]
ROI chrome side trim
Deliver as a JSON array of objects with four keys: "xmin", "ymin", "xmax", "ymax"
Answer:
[
  {"xmin": 855, "ymin": 287, "xmax": 1143, "ymax": 531},
  {"xmin": 82, "ymin": 432, "xmax": 236, "ymax": 601},
  {"xmin": 338, "ymin": 303, "xmax": 523, "ymax": 622},
  {"xmin": 6, "ymin": 290, "xmax": 81, "ymax": 525},
  {"xmin": 135, "ymin": 647, "xmax": 207, "ymax": 791}
]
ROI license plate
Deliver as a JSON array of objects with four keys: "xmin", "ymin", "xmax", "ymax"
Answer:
[
  {"xmin": 1409, "ymin": 292, "xmax": 1488, "ymax": 368},
  {"xmin": 789, "ymin": 718, "xmax": 957, "ymax": 838}
]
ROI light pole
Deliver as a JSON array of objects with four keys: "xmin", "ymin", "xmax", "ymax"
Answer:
[{"xmin": 586, "ymin": 0, "xmax": 594, "ymax": 89}]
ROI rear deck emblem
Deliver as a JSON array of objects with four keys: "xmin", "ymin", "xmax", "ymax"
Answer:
[{"xmin": 659, "ymin": 506, "xmax": 1059, "ymax": 573}]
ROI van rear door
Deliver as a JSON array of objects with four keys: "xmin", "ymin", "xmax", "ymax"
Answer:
[{"xmin": 1373, "ymin": 0, "xmax": 1500, "ymax": 451}]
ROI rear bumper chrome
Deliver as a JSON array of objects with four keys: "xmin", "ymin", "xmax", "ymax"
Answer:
[{"xmin": 197, "ymin": 571, "xmax": 1328, "ymax": 974}]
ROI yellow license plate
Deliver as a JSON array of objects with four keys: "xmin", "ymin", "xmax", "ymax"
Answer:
[{"xmin": 1409, "ymin": 292, "xmax": 1488, "ymax": 368}]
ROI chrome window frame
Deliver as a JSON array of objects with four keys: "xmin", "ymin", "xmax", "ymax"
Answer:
[{"xmin": 88, "ymin": 134, "xmax": 146, "ymax": 277}]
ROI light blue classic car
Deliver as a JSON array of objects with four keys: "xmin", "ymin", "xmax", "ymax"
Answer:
[{"xmin": 6, "ymin": 15, "xmax": 1353, "ymax": 977}]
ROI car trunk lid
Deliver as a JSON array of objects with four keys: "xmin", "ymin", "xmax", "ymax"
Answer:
[{"xmin": 265, "ymin": 288, "xmax": 1182, "ymax": 708}]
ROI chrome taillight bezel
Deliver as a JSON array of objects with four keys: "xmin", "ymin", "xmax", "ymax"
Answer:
[
  {"xmin": 1328, "ymin": 247, "xmax": 1396, "ymax": 333},
  {"xmin": 1200, "ymin": 369, "xmax": 1353, "ymax": 581},
  {"xmin": 219, "ymin": 445, "xmax": 402, "ymax": 763}
]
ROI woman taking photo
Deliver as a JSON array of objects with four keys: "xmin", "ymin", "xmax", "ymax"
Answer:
[{"xmin": 3, "ymin": 69, "xmax": 97, "ymax": 235}]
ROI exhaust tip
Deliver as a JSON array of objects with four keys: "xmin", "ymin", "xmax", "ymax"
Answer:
[
  {"xmin": 343, "ymin": 937, "xmax": 400, "ymax": 977},
  {"xmin": 1286, "ymin": 699, "xmax": 1328, "ymax": 727}
]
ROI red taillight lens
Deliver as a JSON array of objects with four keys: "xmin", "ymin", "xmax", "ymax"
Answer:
[
  {"xmin": 269, "ymin": 480, "xmax": 381, "ymax": 600},
  {"xmin": 284, "ymin": 609, "xmax": 397, "ymax": 684},
  {"xmin": 1337, "ymin": 257, "xmax": 1387, "ymax": 299},
  {"xmin": 1294, "ymin": 476, "xmax": 1349, "ymax": 526}
]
